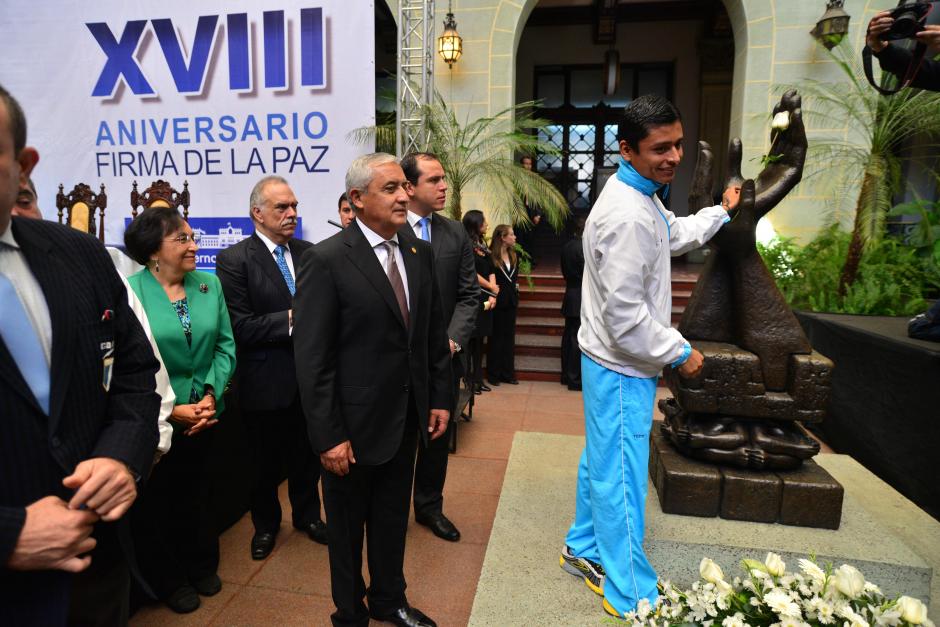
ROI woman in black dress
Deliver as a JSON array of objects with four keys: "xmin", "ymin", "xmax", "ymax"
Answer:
[
  {"xmin": 462, "ymin": 210, "xmax": 498, "ymax": 393},
  {"xmin": 488, "ymin": 224, "xmax": 520, "ymax": 385}
]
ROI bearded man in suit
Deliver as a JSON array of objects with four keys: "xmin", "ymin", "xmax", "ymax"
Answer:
[{"xmin": 293, "ymin": 153, "xmax": 452, "ymax": 627}]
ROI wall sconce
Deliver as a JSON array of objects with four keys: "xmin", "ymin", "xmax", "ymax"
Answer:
[
  {"xmin": 438, "ymin": 3, "xmax": 463, "ymax": 68},
  {"xmin": 811, "ymin": 0, "xmax": 851, "ymax": 50}
]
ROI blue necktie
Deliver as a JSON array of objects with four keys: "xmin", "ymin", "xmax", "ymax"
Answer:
[
  {"xmin": 0, "ymin": 272, "xmax": 50, "ymax": 414},
  {"xmin": 418, "ymin": 216, "xmax": 431, "ymax": 242},
  {"xmin": 273, "ymin": 245, "xmax": 295, "ymax": 296}
]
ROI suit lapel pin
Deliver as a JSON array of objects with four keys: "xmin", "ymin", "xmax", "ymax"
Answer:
[
  {"xmin": 411, "ymin": 246, "xmax": 417, "ymax": 254},
  {"xmin": 199, "ymin": 283, "xmax": 209, "ymax": 293},
  {"xmin": 101, "ymin": 309, "xmax": 113, "ymax": 321}
]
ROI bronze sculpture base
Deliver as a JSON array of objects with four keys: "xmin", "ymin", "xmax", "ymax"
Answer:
[{"xmin": 649, "ymin": 429, "xmax": 843, "ymax": 529}]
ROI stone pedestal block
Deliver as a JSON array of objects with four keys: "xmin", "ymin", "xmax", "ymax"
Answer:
[{"xmin": 651, "ymin": 429, "xmax": 843, "ymax": 529}]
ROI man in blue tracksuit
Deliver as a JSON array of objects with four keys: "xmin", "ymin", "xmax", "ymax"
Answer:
[{"xmin": 559, "ymin": 95, "xmax": 733, "ymax": 618}]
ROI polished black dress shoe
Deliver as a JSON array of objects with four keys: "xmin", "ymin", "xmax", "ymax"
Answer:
[
  {"xmin": 371, "ymin": 604, "xmax": 437, "ymax": 627},
  {"xmin": 165, "ymin": 585, "xmax": 200, "ymax": 613},
  {"xmin": 473, "ymin": 385, "xmax": 483, "ymax": 395},
  {"xmin": 502, "ymin": 377, "xmax": 519, "ymax": 385},
  {"xmin": 487, "ymin": 378, "xmax": 501, "ymax": 387},
  {"xmin": 295, "ymin": 520, "xmax": 328, "ymax": 545},
  {"xmin": 478, "ymin": 383, "xmax": 492, "ymax": 392},
  {"xmin": 415, "ymin": 512, "xmax": 460, "ymax": 542},
  {"xmin": 191, "ymin": 573, "xmax": 222, "ymax": 596},
  {"xmin": 251, "ymin": 532, "xmax": 276, "ymax": 560}
]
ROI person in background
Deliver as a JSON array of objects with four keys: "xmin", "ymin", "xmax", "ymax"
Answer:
[
  {"xmin": 0, "ymin": 84, "xmax": 160, "ymax": 625},
  {"xmin": 488, "ymin": 224, "xmax": 520, "ymax": 386},
  {"xmin": 866, "ymin": 10, "xmax": 940, "ymax": 91},
  {"xmin": 402, "ymin": 152, "xmax": 479, "ymax": 543},
  {"xmin": 462, "ymin": 210, "xmax": 497, "ymax": 394},
  {"xmin": 216, "ymin": 176, "xmax": 325, "ymax": 562},
  {"xmin": 560, "ymin": 216, "xmax": 586, "ymax": 391},
  {"xmin": 124, "ymin": 207, "xmax": 237, "ymax": 614},
  {"xmin": 515, "ymin": 155, "xmax": 543, "ymax": 265},
  {"xmin": 338, "ymin": 192, "xmax": 355, "ymax": 228},
  {"xmin": 12, "ymin": 177, "xmax": 41, "ymax": 219}
]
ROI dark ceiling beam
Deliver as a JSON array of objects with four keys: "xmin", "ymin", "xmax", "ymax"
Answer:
[{"xmin": 526, "ymin": 1, "xmax": 715, "ymax": 27}]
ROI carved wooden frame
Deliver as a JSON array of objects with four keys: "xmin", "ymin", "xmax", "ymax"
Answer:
[
  {"xmin": 130, "ymin": 180, "xmax": 190, "ymax": 221},
  {"xmin": 56, "ymin": 183, "xmax": 107, "ymax": 242}
]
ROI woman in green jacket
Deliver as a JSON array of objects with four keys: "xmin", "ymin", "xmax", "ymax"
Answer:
[{"xmin": 124, "ymin": 206, "xmax": 236, "ymax": 614}]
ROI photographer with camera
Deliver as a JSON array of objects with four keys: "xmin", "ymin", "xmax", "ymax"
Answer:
[{"xmin": 865, "ymin": 2, "xmax": 940, "ymax": 92}]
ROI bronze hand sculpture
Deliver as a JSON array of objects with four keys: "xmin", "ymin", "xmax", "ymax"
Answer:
[{"xmin": 660, "ymin": 91, "xmax": 833, "ymax": 471}]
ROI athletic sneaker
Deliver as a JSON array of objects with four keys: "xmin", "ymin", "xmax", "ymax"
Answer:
[
  {"xmin": 559, "ymin": 545, "xmax": 605, "ymax": 595},
  {"xmin": 602, "ymin": 597, "xmax": 624, "ymax": 618}
]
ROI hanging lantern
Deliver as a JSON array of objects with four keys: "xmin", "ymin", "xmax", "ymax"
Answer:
[
  {"xmin": 810, "ymin": 0, "xmax": 851, "ymax": 50},
  {"xmin": 438, "ymin": 7, "xmax": 463, "ymax": 68},
  {"xmin": 603, "ymin": 49, "xmax": 620, "ymax": 96}
]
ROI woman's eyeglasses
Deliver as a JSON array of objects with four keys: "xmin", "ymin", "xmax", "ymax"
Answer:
[{"xmin": 166, "ymin": 233, "xmax": 201, "ymax": 245}]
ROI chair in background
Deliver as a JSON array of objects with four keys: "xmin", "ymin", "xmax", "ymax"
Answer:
[
  {"xmin": 131, "ymin": 180, "xmax": 190, "ymax": 220},
  {"xmin": 56, "ymin": 183, "xmax": 107, "ymax": 242}
]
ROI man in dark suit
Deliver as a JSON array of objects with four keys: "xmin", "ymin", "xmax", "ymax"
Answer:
[
  {"xmin": 294, "ymin": 153, "xmax": 452, "ymax": 627},
  {"xmin": 216, "ymin": 176, "xmax": 325, "ymax": 560},
  {"xmin": 0, "ymin": 85, "xmax": 160, "ymax": 623},
  {"xmin": 401, "ymin": 152, "xmax": 478, "ymax": 542},
  {"xmin": 560, "ymin": 216, "xmax": 586, "ymax": 391}
]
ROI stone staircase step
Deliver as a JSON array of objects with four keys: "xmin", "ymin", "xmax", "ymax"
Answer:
[
  {"xmin": 518, "ymin": 286, "xmax": 566, "ymax": 302},
  {"xmin": 515, "ymin": 354, "xmax": 563, "ymax": 382},
  {"xmin": 516, "ymin": 333, "xmax": 562, "ymax": 358},
  {"xmin": 518, "ymin": 300, "xmax": 563, "ymax": 319}
]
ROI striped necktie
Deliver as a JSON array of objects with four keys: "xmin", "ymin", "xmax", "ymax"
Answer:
[{"xmin": 382, "ymin": 241, "xmax": 409, "ymax": 329}]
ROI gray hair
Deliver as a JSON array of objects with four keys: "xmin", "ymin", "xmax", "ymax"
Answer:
[
  {"xmin": 345, "ymin": 153, "xmax": 398, "ymax": 210},
  {"xmin": 249, "ymin": 175, "xmax": 289, "ymax": 219}
]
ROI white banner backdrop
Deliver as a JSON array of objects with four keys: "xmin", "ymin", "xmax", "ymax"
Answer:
[{"xmin": 1, "ymin": 0, "xmax": 375, "ymax": 266}]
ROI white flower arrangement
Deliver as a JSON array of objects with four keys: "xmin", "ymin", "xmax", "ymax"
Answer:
[{"xmin": 612, "ymin": 554, "xmax": 934, "ymax": 627}]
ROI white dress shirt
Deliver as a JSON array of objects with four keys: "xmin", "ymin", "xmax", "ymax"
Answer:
[
  {"xmin": 578, "ymin": 176, "xmax": 728, "ymax": 378},
  {"xmin": 406, "ymin": 210, "xmax": 432, "ymax": 242},
  {"xmin": 357, "ymin": 220, "xmax": 410, "ymax": 309},
  {"xmin": 0, "ymin": 224, "xmax": 53, "ymax": 366},
  {"xmin": 255, "ymin": 228, "xmax": 295, "ymax": 280}
]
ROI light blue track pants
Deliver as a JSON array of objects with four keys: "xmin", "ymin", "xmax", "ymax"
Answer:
[{"xmin": 565, "ymin": 353, "xmax": 659, "ymax": 614}]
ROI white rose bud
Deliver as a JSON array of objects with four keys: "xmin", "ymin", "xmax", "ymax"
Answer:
[
  {"xmin": 771, "ymin": 111, "xmax": 791, "ymax": 131},
  {"xmin": 764, "ymin": 552, "xmax": 786, "ymax": 577},
  {"xmin": 833, "ymin": 564, "xmax": 865, "ymax": 599},
  {"xmin": 699, "ymin": 557, "xmax": 725, "ymax": 584},
  {"xmin": 896, "ymin": 595, "xmax": 928, "ymax": 624}
]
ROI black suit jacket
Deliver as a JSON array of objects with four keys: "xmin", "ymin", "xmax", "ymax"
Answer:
[
  {"xmin": 560, "ymin": 236, "xmax": 584, "ymax": 318},
  {"xmin": 293, "ymin": 221, "xmax": 452, "ymax": 466},
  {"xmin": 402, "ymin": 213, "xmax": 479, "ymax": 350},
  {"xmin": 874, "ymin": 43, "xmax": 940, "ymax": 91},
  {"xmin": 216, "ymin": 233, "xmax": 313, "ymax": 412},
  {"xmin": 0, "ymin": 218, "xmax": 159, "ymax": 616},
  {"xmin": 494, "ymin": 258, "xmax": 519, "ymax": 310}
]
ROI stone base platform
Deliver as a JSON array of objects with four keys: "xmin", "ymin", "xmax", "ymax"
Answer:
[
  {"xmin": 650, "ymin": 429, "xmax": 844, "ymax": 528},
  {"xmin": 469, "ymin": 432, "xmax": 939, "ymax": 626}
]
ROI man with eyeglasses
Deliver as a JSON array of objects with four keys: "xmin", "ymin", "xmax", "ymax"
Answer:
[{"xmin": 215, "ymin": 176, "xmax": 325, "ymax": 561}]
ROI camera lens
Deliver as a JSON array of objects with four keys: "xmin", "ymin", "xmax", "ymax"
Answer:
[{"xmin": 893, "ymin": 11, "xmax": 922, "ymax": 37}]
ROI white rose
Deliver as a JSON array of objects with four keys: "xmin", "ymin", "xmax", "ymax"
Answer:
[
  {"xmin": 896, "ymin": 595, "xmax": 928, "ymax": 624},
  {"xmin": 700, "ymin": 557, "xmax": 725, "ymax": 584},
  {"xmin": 765, "ymin": 552, "xmax": 786, "ymax": 577},
  {"xmin": 772, "ymin": 111, "xmax": 791, "ymax": 131},
  {"xmin": 833, "ymin": 564, "xmax": 865, "ymax": 599}
]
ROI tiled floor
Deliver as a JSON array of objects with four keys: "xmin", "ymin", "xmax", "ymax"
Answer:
[
  {"xmin": 131, "ymin": 381, "xmax": 826, "ymax": 626},
  {"xmin": 130, "ymin": 381, "xmax": 599, "ymax": 626}
]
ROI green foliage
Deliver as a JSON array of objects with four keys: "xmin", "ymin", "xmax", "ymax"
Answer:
[
  {"xmin": 788, "ymin": 42, "xmax": 940, "ymax": 252},
  {"xmin": 888, "ymin": 199, "xmax": 940, "ymax": 268},
  {"xmin": 758, "ymin": 226, "xmax": 940, "ymax": 316},
  {"xmin": 349, "ymin": 93, "xmax": 570, "ymax": 227},
  {"xmin": 513, "ymin": 243, "xmax": 534, "ymax": 290}
]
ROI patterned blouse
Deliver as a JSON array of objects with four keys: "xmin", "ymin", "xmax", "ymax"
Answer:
[{"xmin": 171, "ymin": 298, "xmax": 200, "ymax": 403}]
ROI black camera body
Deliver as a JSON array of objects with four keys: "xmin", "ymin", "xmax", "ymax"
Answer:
[{"xmin": 884, "ymin": 0, "xmax": 940, "ymax": 40}]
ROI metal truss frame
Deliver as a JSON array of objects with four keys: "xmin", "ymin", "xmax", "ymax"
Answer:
[{"xmin": 396, "ymin": 0, "xmax": 435, "ymax": 157}]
